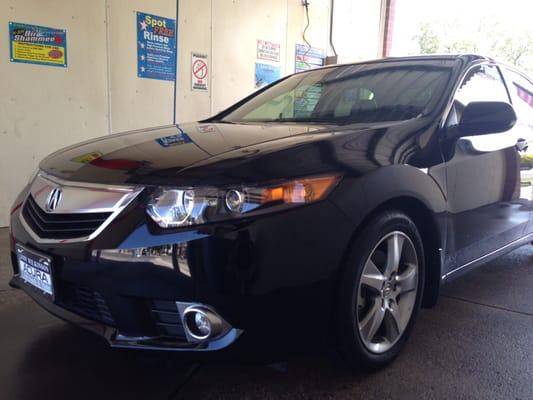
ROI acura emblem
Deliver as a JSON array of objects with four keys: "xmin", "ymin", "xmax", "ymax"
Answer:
[{"xmin": 46, "ymin": 187, "xmax": 63, "ymax": 211}]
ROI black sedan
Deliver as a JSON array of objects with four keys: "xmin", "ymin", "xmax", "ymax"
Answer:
[{"xmin": 8, "ymin": 54, "xmax": 533, "ymax": 370}]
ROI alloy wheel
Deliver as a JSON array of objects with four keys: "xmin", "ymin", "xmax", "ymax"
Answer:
[{"xmin": 356, "ymin": 231, "xmax": 419, "ymax": 354}]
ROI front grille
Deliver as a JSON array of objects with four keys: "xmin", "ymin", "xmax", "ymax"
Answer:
[
  {"xmin": 60, "ymin": 285, "xmax": 116, "ymax": 326},
  {"xmin": 151, "ymin": 300, "xmax": 187, "ymax": 340},
  {"xmin": 22, "ymin": 195, "xmax": 112, "ymax": 240}
]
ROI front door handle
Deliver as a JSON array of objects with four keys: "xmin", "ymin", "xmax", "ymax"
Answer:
[{"xmin": 516, "ymin": 138, "xmax": 529, "ymax": 152}]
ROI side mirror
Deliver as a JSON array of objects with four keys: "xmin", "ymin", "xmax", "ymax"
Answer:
[{"xmin": 456, "ymin": 101, "xmax": 517, "ymax": 137}]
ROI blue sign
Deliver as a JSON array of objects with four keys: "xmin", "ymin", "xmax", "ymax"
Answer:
[
  {"xmin": 137, "ymin": 12, "xmax": 176, "ymax": 81},
  {"xmin": 255, "ymin": 63, "xmax": 281, "ymax": 88},
  {"xmin": 9, "ymin": 22, "xmax": 67, "ymax": 68}
]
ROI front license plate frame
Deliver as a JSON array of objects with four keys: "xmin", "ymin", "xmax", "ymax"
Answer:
[{"xmin": 16, "ymin": 244, "xmax": 54, "ymax": 300}]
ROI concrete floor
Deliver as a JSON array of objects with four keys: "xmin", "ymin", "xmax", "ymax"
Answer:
[{"xmin": 1, "ymin": 227, "xmax": 532, "ymax": 400}]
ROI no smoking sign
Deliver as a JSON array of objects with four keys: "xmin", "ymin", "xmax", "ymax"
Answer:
[
  {"xmin": 191, "ymin": 52, "xmax": 208, "ymax": 92},
  {"xmin": 193, "ymin": 59, "xmax": 207, "ymax": 79}
]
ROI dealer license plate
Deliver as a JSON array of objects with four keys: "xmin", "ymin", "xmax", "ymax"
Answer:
[{"xmin": 16, "ymin": 245, "xmax": 54, "ymax": 298}]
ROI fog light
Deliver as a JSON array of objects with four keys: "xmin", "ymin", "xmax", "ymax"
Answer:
[
  {"xmin": 194, "ymin": 312, "xmax": 212, "ymax": 337},
  {"xmin": 181, "ymin": 305, "xmax": 226, "ymax": 342}
]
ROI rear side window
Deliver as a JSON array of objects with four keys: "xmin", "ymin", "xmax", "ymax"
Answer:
[{"xmin": 503, "ymin": 68, "xmax": 533, "ymax": 130}]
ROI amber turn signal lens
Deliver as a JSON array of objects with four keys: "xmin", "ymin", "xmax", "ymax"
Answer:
[{"xmin": 261, "ymin": 175, "xmax": 341, "ymax": 205}]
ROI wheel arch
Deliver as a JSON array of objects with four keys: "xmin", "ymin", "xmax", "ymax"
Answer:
[
  {"xmin": 331, "ymin": 166, "xmax": 446, "ymax": 308},
  {"xmin": 336, "ymin": 195, "xmax": 444, "ymax": 309}
]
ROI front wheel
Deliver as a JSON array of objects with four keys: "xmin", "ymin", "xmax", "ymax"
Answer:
[{"xmin": 335, "ymin": 211, "xmax": 425, "ymax": 370}]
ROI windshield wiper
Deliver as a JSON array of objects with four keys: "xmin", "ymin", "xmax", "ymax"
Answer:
[{"xmin": 236, "ymin": 118, "xmax": 336, "ymax": 124}]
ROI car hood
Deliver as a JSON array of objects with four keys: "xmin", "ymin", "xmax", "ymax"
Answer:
[{"xmin": 39, "ymin": 119, "xmax": 435, "ymax": 186}]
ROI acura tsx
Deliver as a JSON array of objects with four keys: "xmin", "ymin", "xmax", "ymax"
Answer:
[{"xmin": 8, "ymin": 54, "xmax": 533, "ymax": 369}]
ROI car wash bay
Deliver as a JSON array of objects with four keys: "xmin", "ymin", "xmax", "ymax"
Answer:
[
  {"xmin": 2, "ymin": 0, "xmax": 533, "ymax": 399},
  {"xmin": 1, "ymin": 228, "xmax": 533, "ymax": 399}
]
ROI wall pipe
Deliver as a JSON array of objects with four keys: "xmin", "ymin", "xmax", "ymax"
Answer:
[{"xmin": 329, "ymin": 0, "xmax": 337, "ymax": 57}]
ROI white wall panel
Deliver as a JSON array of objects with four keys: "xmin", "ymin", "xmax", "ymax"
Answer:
[
  {"xmin": 210, "ymin": 0, "xmax": 331, "ymax": 114},
  {"xmin": 333, "ymin": 0, "xmax": 382, "ymax": 62},
  {"xmin": 0, "ymin": 0, "xmax": 109, "ymax": 226},
  {"xmin": 107, "ymin": 0, "xmax": 176, "ymax": 132},
  {"xmin": 175, "ymin": 0, "xmax": 212, "ymax": 122}
]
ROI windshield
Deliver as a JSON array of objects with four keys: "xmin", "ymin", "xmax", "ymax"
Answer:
[{"xmin": 222, "ymin": 61, "xmax": 453, "ymax": 124}]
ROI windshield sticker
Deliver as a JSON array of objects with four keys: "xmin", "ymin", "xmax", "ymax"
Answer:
[{"xmin": 9, "ymin": 22, "xmax": 67, "ymax": 67}]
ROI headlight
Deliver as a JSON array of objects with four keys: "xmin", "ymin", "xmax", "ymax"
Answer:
[{"xmin": 146, "ymin": 174, "xmax": 341, "ymax": 228}]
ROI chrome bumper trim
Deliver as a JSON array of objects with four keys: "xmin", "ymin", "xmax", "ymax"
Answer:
[
  {"xmin": 110, "ymin": 328, "xmax": 242, "ymax": 352},
  {"xmin": 442, "ymin": 233, "xmax": 533, "ymax": 280}
]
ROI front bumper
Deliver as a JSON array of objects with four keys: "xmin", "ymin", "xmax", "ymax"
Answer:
[
  {"xmin": 9, "ymin": 181, "xmax": 354, "ymax": 352},
  {"xmin": 9, "ymin": 275, "xmax": 241, "ymax": 351}
]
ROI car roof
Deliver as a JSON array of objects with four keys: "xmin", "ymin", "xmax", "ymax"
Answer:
[
  {"xmin": 381, "ymin": 54, "xmax": 490, "ymax": 63},
  {"xmin": 302, "ymin": 54, "xmax": 492, "ymax": 74}
]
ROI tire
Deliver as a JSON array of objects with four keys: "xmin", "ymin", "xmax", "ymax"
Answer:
[{"xmin": 335, "ymin": 210, "xmax": 425, "ymax": 371}]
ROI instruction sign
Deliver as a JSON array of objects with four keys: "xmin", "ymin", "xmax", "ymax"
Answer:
[
  {"xmin": 9, "ymin": 22, "xmax": 67, "ymax": 67},
  {"xmin": 191, "ymin": 53, "xmax": 209, "ymax": 92},
  {"xmin": 257, "ymin": 40, "xmax": 280, "ymax": 62},
  {"xmin": 137, "ymin": 12, "xmax": 176, "ymax": 81},
  {"xmin": 295, "ymin": 44, "xmax": 325, "ymax": 72}
]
